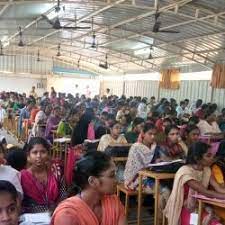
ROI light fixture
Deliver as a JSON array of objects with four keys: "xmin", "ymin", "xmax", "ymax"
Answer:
[
  {"xmin": 148, "ymin": 45, "xmax": 153, "ymax": 59},
  {"xmin": 0, "ymin": 41, "xmax": 3, "ymax": 56},
  {"xmin": 91, "ymin": 32, "xmax": 96, "ymax": 48},
  {"xmin": 37, "ymin": 49, "xmax": 40, "ymax": 62}
]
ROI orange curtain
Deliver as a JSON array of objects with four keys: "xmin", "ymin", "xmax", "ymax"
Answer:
[
  {"xmin": 159, "ymin": 68, "xmax": 180, "ymax": 90},
  {"xmin": 211, "ymin": 64, "xmax": 225, "ymax": 88}
]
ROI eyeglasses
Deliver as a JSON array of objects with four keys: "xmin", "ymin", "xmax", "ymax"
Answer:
[
  {"xmin": 169, "ymin": 132, "xmax": 179, "ymax": 136},
  {"xmin": 98, "ymin": 172, "xmax": 116, "ymax": 179}
]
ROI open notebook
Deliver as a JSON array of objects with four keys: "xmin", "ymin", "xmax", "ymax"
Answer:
[
  {"xmin": 19, "ymin": 212, "xmax": 51, "ymax": 225},
  {"xmin": 148, "ymin": 159, "xmax": 184, "ymax": 167}
]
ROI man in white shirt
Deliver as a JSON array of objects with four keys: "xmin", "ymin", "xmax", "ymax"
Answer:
[
  {"xmin": 0, "ymin": 100, "xmax": 6, "ymax": 125},
  {"xmin": 176, "ymin": 101, "xmax": 187, "ymax": 118}
]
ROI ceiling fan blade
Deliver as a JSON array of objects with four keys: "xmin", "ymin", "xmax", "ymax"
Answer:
[
  {"xmin": 42, "ymin": 14, "xmax": 54, "ymax": 26},
  {"xmin": 158, "ymin": 30, "xmax": 180, "ymax": 33},
  {"xmin": 63, "ymin": 26, "xmax": 91, "ymax": 29}
]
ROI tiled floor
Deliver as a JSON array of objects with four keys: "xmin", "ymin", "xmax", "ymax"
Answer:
[{"xmin": 127, "ymin": 208, "xmax": 154, "ymax": 225}]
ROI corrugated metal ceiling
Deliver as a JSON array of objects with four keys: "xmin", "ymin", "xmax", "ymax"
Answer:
[{"xmin": 0, "ymin": 0, "xmax": 225, "ymax": 74}]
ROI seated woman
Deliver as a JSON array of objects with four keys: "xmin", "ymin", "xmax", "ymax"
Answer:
[
  {"xmin": 124, "ymin": 123, "xmax": 170, "ymax": 214},
  {"xmin": 125, "ymin": 117, "xmax": 144, "ymax": 143},
  {"xmin": 160, "ymin": 125, "xmax": 188, "ymax": 161},
  {"xmin": 57, "ymin": 108, "xmax": 79, "ymax": 137},
  {"xmin": 21, "ymin": 137, "xmax": 66, "ymax": 213},
  {"xmin": 97, "ymin": 121, "xmax": 127, "ymax": 152},
  {"xmin": 31, "ymin": 104, "xmax": 52, "ymax": 138},
  {"xmin": 45, "ymin": 106, "xmax": 61, "ymax": 143},
  {"xmin": 124, "ymin": 123, "xmax": 161, "ymax": 190},
  {"xmin": 71, "ymin": 110, "xmax": 94, "ymax": 146},
  {"xmin": 51, "ymin": 151, "xmax": 127, "ymax": 225},
  {"xmin": 197, "ymin": 114, "xmax": 221, "ymax": 135},
  {"xmin": 0, "ymin": 180, "xmax": 20, "ymax": 225},
  {"xmin": 211, "ymin": 141, "xmax": 225, "ymax": 221},
  {"xmin": 183, "ymin": 125, "xmax": 200, "ymax": 147},
  {"xmin": 155, "ymin": 117, "xmax": 172, "ymax": 144},
  {"xmin": 164, "ymin": 142, "xmax": 225, "ymax": 225}
]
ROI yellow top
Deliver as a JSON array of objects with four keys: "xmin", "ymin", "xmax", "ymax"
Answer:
[{"xmin": 212, "ymin": 164, "xmax": 224, "ymax": 185}]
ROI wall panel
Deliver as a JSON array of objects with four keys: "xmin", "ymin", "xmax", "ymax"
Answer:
[
  {"xmin": 124, "ymin": 80, "xmax": 159, "ymax": 98},
  {"xmin": 100, "ymin": 80, "xmax": 124, "ymax": 96},
  {"xmin": 47, "ymin": 75, "xmax": 100, "ymax": 97},
  {"xmin": 159, "ymin": 80, "xmax": 212, "ymax": 104},
  {"xmin": 0, "ymin": 74, "xmax": 46, "ymax": 96},
  {"xmin": 212, "ymin": 88, "xmax": 225, "ymax": 110}
]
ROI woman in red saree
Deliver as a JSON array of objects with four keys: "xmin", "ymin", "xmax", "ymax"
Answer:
[
  {"xmin": 21, "ymin": 137, "xmax": 66, "ymax": 213},
  {"xmin": 51, "ymin": 151, "xmax": 127, "ymax": 225}
]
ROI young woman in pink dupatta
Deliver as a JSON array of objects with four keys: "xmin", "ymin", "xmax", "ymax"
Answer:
[
  {"xmin": 164, "ymin": 142, "xmax": 225, "ymax": 225},
  {"xmin": 21, "ymin": 137, "xmax": 66, "ymax": 213},
  {"xmin": 51, "ymin": 151, "xmax": 127, "ymax": 225}
]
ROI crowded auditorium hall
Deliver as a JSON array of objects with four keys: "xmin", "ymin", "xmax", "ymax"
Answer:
[{"xmin": 1, "ymin": 1, "xmax": 225, "ymax": 225}]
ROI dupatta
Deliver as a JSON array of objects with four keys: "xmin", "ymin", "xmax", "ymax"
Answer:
[
  {"xmin": 21, "ymin": 169, "xmax": 59, "ymax": 205},
  {"xmin": 51, "ymin": 195, "xmax": 124, "ymax": 225}
]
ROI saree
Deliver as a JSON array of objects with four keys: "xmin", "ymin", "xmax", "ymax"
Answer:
[
  {"xmin": 164, "ymin": 165, "xmax": 212, "ymax": 225},
  {"xmin": 51, "ymin": 195, "xmax": 125, "ymax": 225},
  {"xmin": 21, "ymin": 165, "xmax": 65, "ymax": 213}
]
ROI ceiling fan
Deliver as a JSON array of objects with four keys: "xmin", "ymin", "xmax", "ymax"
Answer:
[
  {"xmin": 99, "ymin": 54, "xmax": 109, "ymax": 69},
  {"xmin": 56, "ymin": 43, "xmax": 61, "ymax": 57},
  {"xmin": 152, "ymin": 10, "xmax": 180, "ymax": 34},
  {"xmin": 37, "ymin": 49, "xmax": 41, "ymax": 62},
  {"xmin": 54, "ymin": 0, "xmax": 65, "ymax": 13},
  {"xmin": 18, "ymin": 26, "xmax": 25, "ymax": 46},
  {"xmin": 42, "ymin": 14, "xmax": 91, "ymax": 30}
]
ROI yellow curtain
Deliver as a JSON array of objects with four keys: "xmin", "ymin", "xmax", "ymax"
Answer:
[
  {"xmin": 159, "ymin": 68, "xmax": 180, "ymax": 90},
  {"xmin": 211, "ymin": 64, "xmax": 225, "ymax": 88}
]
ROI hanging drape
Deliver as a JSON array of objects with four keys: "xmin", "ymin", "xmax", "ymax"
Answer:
[
  {"xmin": 211, "ymin": 64, "xmax": 225, "ymax": 88},
  {"xmin": 159, "ymin": 68, "xmax": 180, "ymax": 89}
]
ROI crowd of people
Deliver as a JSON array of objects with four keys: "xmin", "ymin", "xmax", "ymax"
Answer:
[{"xmin": 0, "ymin": 85, "xmax": 225, "ymax": 225}]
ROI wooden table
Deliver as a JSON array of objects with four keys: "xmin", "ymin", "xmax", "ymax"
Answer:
[
  {"xmin": 198, "ymin": 198, "xmax": 225, "ymax": 225},
  {"xmin": 53, "ymin": 137, "xmax": 71, "ymax": 161},
  {"xmin": 137, "ymin": 170, "xmax": 175, "ymax": 225}
]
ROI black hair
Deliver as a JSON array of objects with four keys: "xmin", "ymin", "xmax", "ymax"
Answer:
[
  {"xmin": 165, "ymin": 124, "xmax": 179, "ymax": 136},
  {"xmin": 180, "ymin": 101, "xmax": 185, "ymax": 106},
  {"xmin": 185, "ymin": 125, "xmax": 200, "ymax": 135},
  {"xmin": 186, "ymin": 142, "xmax": 210, "ymax": 165},
  {"xmin": 188, "ymin": 116, "xmax": 200, "ymax": 125},
  {"xmin": 69, "ymin": 151, "xmax": 111, "ymax": 196},
  {"xmin": 26, "ymin": 137, "xmax": 50, "ymax": 153},
  {"xmin": 107, "ymin": 113, "xmax": 115, "ymax": 121},
  {"xmin": 143, "ymin": 123, "xmax": 156, "ymax": 133},
  {"xmin": 6, "ymin": 147, "xmax": 27, "ymax": 171},
  {"xmin": 201, "ymin": 104, "xmax": 208, "ymax": 110},
  {"xmin": 108, "ymin": 120, "xmax": 120, "ymax": 129},
  {"xmin": 162, "ymin": 117, "xmax": 173, "ymax": 124},
  {"xmin": 216, "ymin": 141, "xmax": 225, "ymax": 158},
  {"xmin": 0, "ymin": 180, "xmax": 18, "ymax": 201},
  {"xmin": 196, "ymin": 99, "xmax": 203, "ymax": 108},
  {"xmin": 101, "ymin": 111, "xmax": 109, "ymax": 118},
  {"xmin": 132, "ymin": 117, "xmax": 144, "ymax": 128},
  {"xmin": 0, "ymin": 137, "xmax": 7, "ymax": 145}
]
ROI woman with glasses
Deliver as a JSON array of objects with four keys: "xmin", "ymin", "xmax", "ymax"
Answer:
[
  {"xmin": 51, "ymin": 151, "xmax": 127, "ymax": 225},
  {"xmin": 97, "ymin": 121, "xmax": 127, "ymax": 152},
  {"xmin": 160, "ymin": 125, "xmax": 188, "ymax": 161}
]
